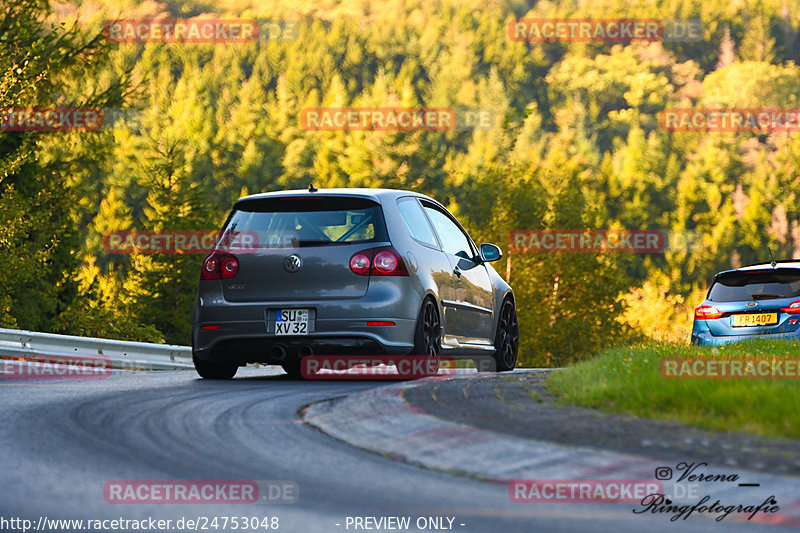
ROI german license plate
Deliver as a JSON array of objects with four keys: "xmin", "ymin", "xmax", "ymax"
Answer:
[
  {"xmin": 275, "ymin": 309, "xmax": 309, "ymax": 335},
  {"xmin": 731, "ymin": 313, "xmax": 778, "ymax": 327}
]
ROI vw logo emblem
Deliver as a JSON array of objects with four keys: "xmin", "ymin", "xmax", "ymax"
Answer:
[
  {"xmin": 284, "ymin": 254, "xmax": 302, "ymax": 273},
  {"xmin": 746, "ymin": 301, "xmax": 757, "ymax": 307}
]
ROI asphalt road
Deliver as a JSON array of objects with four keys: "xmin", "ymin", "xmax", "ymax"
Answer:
[{"xmin": 0, "ymin": 369, "xmax": 791, "ymax": 533}]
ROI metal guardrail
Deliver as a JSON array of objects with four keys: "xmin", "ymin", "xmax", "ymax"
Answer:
[{"xmin": 0, "ymin": 327, "xmax": 193, "ymax": 371}]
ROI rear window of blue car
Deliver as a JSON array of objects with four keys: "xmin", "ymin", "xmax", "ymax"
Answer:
[
  {"xmin": 708, "ymin": 269, "xmax": 800, "ymax": 302},
  {"xmin": 224, "ymin": 196, "xmax": 388, "ymax": 247}
]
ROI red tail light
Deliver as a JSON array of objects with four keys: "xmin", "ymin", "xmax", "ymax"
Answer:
[
  {"xmin": 694, "ymin": 304, "xmax": 723, "ymax": 320},
  {"xmin": 782, "ymin": 300, "xmax": 800, "ymax": 314},
  {"xmin": 201, "ymin": 252, "xmax": 239, "ymax": 279},
  {"xmin": 374, "ymin": 250, "xmax": 403, "ymax": 273},
  {"xmin": 349, "ymin": 252, "xmax": 371, "ymax": 275},
  {"xmin": 349, "ymin": 247, "xmax": 408, "ymax": 276}
]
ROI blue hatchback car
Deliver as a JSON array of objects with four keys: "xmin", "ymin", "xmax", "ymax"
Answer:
[{"xmin": 691, "ymin": 261, "xmax": 800, "ymax": 346}]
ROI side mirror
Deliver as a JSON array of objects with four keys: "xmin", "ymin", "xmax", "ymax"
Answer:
[{"xmin": 479, "ymin": 243, "xmax": 502, "ymax": 262}]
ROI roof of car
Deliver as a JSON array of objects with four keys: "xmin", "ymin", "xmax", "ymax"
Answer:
[
  {"xmin": 236, "ymin": 187, "xmax": 436, "ymax": 204},
  {"xmin": 738, "ymin": 260, "xmax": 800, "ymax": 270},
  {"xmin": 715, "ymin": 260, "xmax": 800, "ymax": 277}
]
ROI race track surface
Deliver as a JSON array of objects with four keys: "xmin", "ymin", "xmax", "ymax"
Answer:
[{"xmin": 0, "ymin": 369, "xmax": 791, "ymax": 533}]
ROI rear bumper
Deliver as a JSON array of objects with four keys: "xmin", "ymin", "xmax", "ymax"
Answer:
[
  {"xmin": 193, "ymin": 323, "xmax": 416, "ymax": 364},
  {"xmin": 192, "ymin": 278, "xmax": 421, "ymax": 364},
  {"xmin": 691, "ymin": 324, "xmax": 800, "ymax": 346}
]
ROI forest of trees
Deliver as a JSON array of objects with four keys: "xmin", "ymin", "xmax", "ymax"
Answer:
[{"xmin": 3, "ymin": 0, "xmax": 800, "ymax": 366}]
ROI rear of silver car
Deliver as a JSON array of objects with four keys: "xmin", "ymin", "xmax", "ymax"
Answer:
[
  {"xmin": 193, "ymin": 188, "xmax": 517, "ymax": 379},
  {"xmin": 192, "ymin": 193, "xmax": 422, "ymax": 373}
]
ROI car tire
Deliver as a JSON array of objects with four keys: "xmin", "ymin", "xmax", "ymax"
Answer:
[
  {"xmin": 281, "ymin": 358, "xmax": 305, "ymax": 379},
  {"xmin": 492, "ymin": 297, "xmax": 518, "ymax": 372},
  {"xmin": 408, "ymin": 297, "xmax": 442, "ymax": 376},
  {"xmin": 192, "ymin": 351, "xmax": 238, "ymax": 380}
]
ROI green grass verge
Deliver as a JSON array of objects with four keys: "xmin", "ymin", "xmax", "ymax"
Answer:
[{"xmin": 546, "ymin": 339, "xmax": 800, "ymax": 440}]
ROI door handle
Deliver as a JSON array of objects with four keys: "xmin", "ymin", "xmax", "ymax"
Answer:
[{"xmin": 454, "ymin": 267, "xmax": 462, "ymax": 279}]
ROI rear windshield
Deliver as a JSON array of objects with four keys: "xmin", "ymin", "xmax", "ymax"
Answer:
[
  {"xmin": 708, "ymin": 269, "xmax": 800, "ymax": 302},
  {"xmin": 223, "ymin": 196, "xmax": 387, "ymax": 247}
]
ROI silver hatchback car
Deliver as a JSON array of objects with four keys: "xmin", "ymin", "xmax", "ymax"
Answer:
[{"xmin": 192, "ymin": 187, "xmax": 518, "ymax": 379}]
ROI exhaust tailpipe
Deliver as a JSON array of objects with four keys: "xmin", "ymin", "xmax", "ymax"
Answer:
[
  {"xmin": 297, "ymin": 345, "xmax": 314, "ymax": 358},
  {"xmin": 270, "ymin": 344, "xmax": 288, "ymax": 362}
]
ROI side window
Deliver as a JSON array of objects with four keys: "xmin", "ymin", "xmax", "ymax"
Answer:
[
  {"xmin": 396, "ymin": 198, "xmax": 439, "ymax": 248},
  {"xmin": 422, "ymin": 205, "xmax": 473, "ymax": 259}
]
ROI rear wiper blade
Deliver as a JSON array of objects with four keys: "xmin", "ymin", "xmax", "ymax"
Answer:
[{"xmin": 751, "ymin": 293, "xmax": 782, "ymax": 300}]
